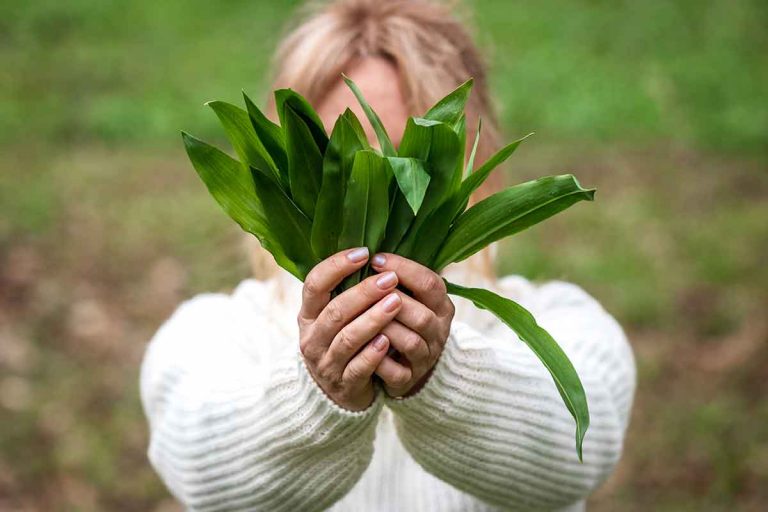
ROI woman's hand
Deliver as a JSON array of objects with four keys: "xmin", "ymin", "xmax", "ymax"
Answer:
[
  {"xmin": 370, "ymin": 253, "xmax": 455, "ymax": 398},
  {"xmin": 298, "ymin": 247, "xmax": 403, "ymax": 412}
]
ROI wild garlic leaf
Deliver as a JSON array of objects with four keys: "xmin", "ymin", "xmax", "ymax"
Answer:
[
  {"xmin": 380, "ymin": 118, "xmax": 434, "ymax": 251},
  {"xmin": 342, "ymin": 74, "xmax": 396, "ymax": 157},
  {"xmin": 338, "ymin": 150, "xmax": 391, "ymax": 289},
  {"xmin": 274, "ymin": 88, "xmax": 328, "ymax": 152},
  {"xmin": 386, "ymin": 157, "xmax": 431, "ymax": 214},
  {"xmin": 206, "ymin": 101, "xmax": 282, "ymax": 186},
  {"xmin": 250, "ymin": 165, "xmax": 317, "ymax": 279},
  {"xmin": 424, "ymin": 78, "xmax": 474, "ymax": 129},
  {"xmin": 181, "ymin": 132, "xmax": 300, "ymax": 279},
  {"xmin": 456, "ymin": 133, "xmax": 534, "ymax": 215},
  {"xmin": 445, "ymin": 280, "xmax": 590, "ymax": 461},
  {"xmin": 396, "ymin": 122, "xmax": 461, "ymax": 259},
  {"xmin": 465, "ymin": 118, "xmax": 482, "ymax": 177},
  {"xmin": 284, "ymin": 104, "xmax": 323, "ymax": 218},
  {"xmin": 242, "ymin": 92, "xmax": 289, "ymax": 186},
  {"xmin": 312, "ymin": 113, "xmax": 367, "ymax": 259},
  {"xmin": 434, "ymin": 175, "xmax": 596, "ymax": 270}
]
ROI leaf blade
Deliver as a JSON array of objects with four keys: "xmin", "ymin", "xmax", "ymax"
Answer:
[
  {"xmin": 396, "ymin": 122, "xmax": 462, "ymax": 260},
  {"xmin": 342, "ymin": 74, "xmax": 396, "ymax": 157},
  {"xmin": 284, "ymin": 104, "xmax": 324, "ymax": 218},
  {"xmin": 250, "ymin": 165, "xmax": 317, "ymax": 279},
  {"xmin": 312, "ymin": 111, "xmax": 367, "ymax": 259},
  {"xmin": 274, "ymin": 88, "xmax": 328, "ymax": 152},
  {"xmin": 434, "ymin": 174, "xmax": 595, "ymax": 270},
  {"xmin": 424, "ymin": 78, "xmax": 473, "ymax": 128},
  {"xmin": 386, "ymin": 157, "xmax": 431, "ymax": 214},
  {"xmin": 338, "ymin": 150, "xmax": 391, "ymax": 288},
  {"xmin": 242, "ymin": 91, "xmax": 289, "ymax": 185},
  {"xmin": 206, "ymin": 101, "xmax": 282, "ymax": 184},
  {"xmin": 181, "ymin": 131, "xmax": 300, "ymax": 278},
  {"xmin": 445, "ymin": 280, "xmax": 590, "ymax": 460}
]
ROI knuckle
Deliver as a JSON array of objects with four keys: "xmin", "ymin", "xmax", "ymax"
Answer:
[
  {"xmin": 344, "ymin": 364, "xmax": 364, "ymax": 383},
  {"xmin": 445, "ymin": 298, "xmax": 456, "ymax": 319},
  {"xmin": 413, "ymin": 310, "xmax": 434, "ymax": 331},
  {"xmin": 299, "ymin": 331, "xmax": 319, "ymax": 360},
  {"xmin": 316, "ymin": 360, "xmax": 337, "ymax": 383},
  {"xmin": 328, "ymin": 255, "xmax": 344, "ymax": 275},
  {"xmin": 299, "ymin": 336, "xmax": 312, "ymax": 357},
  {"xmin": 303, "ymin": 276, "xmax": 322, "ymax": 298},
  {"xmin": 325, "ymin": 301, "xmax": 345, "ymax": 325},
  {"xmin": 362, "ymin": 277, "xmax": 382, "ymax": 299},
  {"xmin": 420, "ymin": 273, "xmax": 445, "ymax": 294},
  {"xmin": 404, "ymin": 331, "xmax": 424, "ymax": 355},
  {"xmin": 297, "ymin": 312, "xmax": 311, "ymax": 328},
  {"xmin": 390, "ymin": 369, "xmax": 412, "ymax": 389},
  {"xmin": 337, "ymin": 329, "xmax": 357, "ymax": 353}
]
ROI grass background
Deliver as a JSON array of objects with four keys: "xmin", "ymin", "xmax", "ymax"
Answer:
[{"xmin": 1, "ymin": 0, "xmax": 767, "ymax": 510}]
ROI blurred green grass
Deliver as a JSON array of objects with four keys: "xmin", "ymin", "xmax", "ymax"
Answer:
[{"xmin": 1, "ymin": 1, "xmax": 767, "ymax": 510}]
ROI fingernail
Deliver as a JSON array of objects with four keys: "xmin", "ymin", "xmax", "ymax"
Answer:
[
  {"xmin": 382, "ymin": 293, "xmax": 401, "ymax": 312},
  {"xmin": 376, "ymin": 271, "xmax": 397, "ymax": 289},
  {"xmin": 346, "ymin": 247, "xmax": 369, "ymax": 263},
  {"xmin": 372, "ymin": 334, "xmax": 388, "ymax": 351},
  {"xmin": 372, "ymin": 254, "xmax": 386, "ymax": 267}
]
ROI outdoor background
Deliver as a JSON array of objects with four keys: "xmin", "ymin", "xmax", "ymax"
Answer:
[{"xmin": 1, "ymin": 0, "xmax": 766, "ymax": 510}]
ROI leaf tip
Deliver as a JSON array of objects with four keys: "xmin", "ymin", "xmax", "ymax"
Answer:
[{"xmin": 576, "ymin": 424, "xmax": 587, "ymax": 462}]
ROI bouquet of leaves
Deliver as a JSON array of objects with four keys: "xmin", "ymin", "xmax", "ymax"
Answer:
[{"xmin": 182, "ymin": 77, "xmax": 594, "ymax": 459}]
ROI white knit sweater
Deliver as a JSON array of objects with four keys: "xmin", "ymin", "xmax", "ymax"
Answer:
[{"xmin": 140, "ymin": 263, "xmax": 636, "ymax": 512}]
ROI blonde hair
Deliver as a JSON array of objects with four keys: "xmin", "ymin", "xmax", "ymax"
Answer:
[{"xmin": 248, "ymin": 0, "xmax": 501, "ymax": 279}]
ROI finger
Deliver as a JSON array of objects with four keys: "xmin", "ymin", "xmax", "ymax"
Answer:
[
  {"xmin": 299, "ymin": 247, "xmax": 370, "ymax": 323},
  {"xmin": 325, "ymin": 292, "xmax": 402, "ymax": 368},
  {"xmin": 370, "ymin": 253, "xmax": 451, "ymax": 315},
  {"xmin": 342, "ymin": 334, "xmax": 390, "ymax": 385},
  {"xmin": 375, "ymin": 355, "xmax": 413, "ymax": 396},
  {"xmin": 380, "ymin": 320, "xmax": 430, "ymax": 366},
  {"xmin": 393, "ymin": 292, "xmax": 440, "ymax": 343},
  {"xmin": 312, "ymin": 270, "xmax": 399, "ymax": 343}
]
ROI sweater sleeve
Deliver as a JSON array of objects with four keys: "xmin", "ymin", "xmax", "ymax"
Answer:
[
  {"xmin": 384, "ymin": 278, "xmax": 636, "ymax": 510},
  {"xmin": 139, "ymin": 288, "xmax": 383, "ymax": 512}
]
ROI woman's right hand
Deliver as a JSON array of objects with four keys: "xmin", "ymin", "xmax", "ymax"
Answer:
[{"xmin": 297, "ymin": 247, "xmax": 403, "ymax": 411}]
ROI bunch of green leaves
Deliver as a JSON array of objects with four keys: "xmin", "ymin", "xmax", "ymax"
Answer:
[{"xmin": 182, "ymin": 77, "xmax": 595, "ymax": 459}]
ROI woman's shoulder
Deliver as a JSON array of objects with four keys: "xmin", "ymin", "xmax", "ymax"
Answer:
[
  {"xmin": 496, "ymin": 274, "xmax": 606, "ymax": 315},
  {"xmin": 165, "ymin": 273, "xmax": 302, "ymax": 324}
]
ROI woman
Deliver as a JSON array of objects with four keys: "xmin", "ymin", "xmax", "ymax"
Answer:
[{"xmin": 140, "ymin": 1, "xmax": 636, "ymax": 510}]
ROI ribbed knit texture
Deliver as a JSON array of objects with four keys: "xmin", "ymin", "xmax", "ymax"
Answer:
[{"xmin": 140, "ymin": 266, "xmax": 635, "ymax": 511}]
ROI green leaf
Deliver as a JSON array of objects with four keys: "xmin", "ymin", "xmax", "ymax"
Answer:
[
  {"xmin": 342, "ymin": 108, "xmax": 369, "ymax": 148},
  {"xmin": 242, "ymin": 91, "xmax": 289, "ymax": 185},
  {"xmin": 181, "ymin": 132, "xmax": 300, "ymax": 279},
  {"xmin": 456, "ymin": 133, "xmax": 534, "ymax": 213},
  {"xmin": 434, "ymin": 175, "xmax": 596, "ymax": 270},
  {"xmin": 424, "ymin": 78, "xmax": 473, "ymax": 128},
  {"xmin": 311, "ymin": 111, "xmax": 367, "ymax": 259},
  {"xmin": 465, "ymin": 118, "xmax": 482, "ymax": 177},
  {"xmin": 396, "ymin": 122, "xmax": 462, "ymax": 259},
  {"xmin": 445, "ymin": 281, "xmax": 589, "ymax": 461},
  {"xmin": 386, "ymin": 157, "xmax": 431, "ymax": 214},
  {"xmin": 379, "ymin": 118, "xmax": 433, "ymax": 251},
  {"xmin": 451, "ymin": 113, "xmax": 467, "ymax": 193},
  {"xmin": 284, "ymin": 104, "xmax": 324, "ymax": 218},
  {"xmin": 413, "ymin": 133, "xmax": 533, "ymax": 263},
  {"xmin": 274, "ymin": 88, "xmax": 328, "ymax": 152},
  {"xmin": 338, "ymin": 150, "xmax": 391, "ymax": 288},
  {"xmin": 250, "ymin": 166, "xmax": 317, "ymax": 279},
  {"xmin": 342, "ymin": 74, "xmax": 396, "ymax": 157},
  {"xmin": 206, "ymin": 101, "xmax": 283, "ymax": 185}
]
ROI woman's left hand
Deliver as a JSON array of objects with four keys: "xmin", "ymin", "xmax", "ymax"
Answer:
[{"xmin": 370, "ymin": 253, "xmax": 455, "ymax": 398}]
